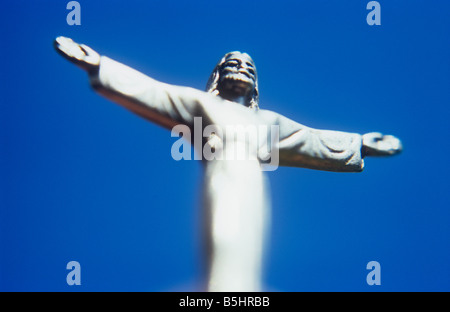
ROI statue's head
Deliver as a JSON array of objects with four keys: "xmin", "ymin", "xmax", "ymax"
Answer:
[{"xmin": 206, "ymin": 51, "xmax": 259, "ymax": 109}]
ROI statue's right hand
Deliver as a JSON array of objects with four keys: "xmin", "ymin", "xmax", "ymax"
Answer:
[{"xmin": 54, "ymin": 36, "xmax": 100, "ymax": 72}]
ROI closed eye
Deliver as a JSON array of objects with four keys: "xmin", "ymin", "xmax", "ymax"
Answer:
[{"xmin": 224, "ymin": 60, "xmax": 239, "ymax": 67}]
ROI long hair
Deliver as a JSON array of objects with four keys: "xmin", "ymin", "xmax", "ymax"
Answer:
[{"xmin": 205, "ymin": 51, "xmax": 259, "ymax": 109}]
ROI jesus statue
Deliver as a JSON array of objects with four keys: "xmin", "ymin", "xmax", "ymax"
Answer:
[{"xmin": 54, "ymin": 36, "xmax": 402, "ymax": 292}]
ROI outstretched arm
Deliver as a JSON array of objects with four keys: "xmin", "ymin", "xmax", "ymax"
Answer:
[
  {"xmin": 273, "ymin": 113, "xmax": 402, "ymax": 172},
  {"xmin": 54, "ymin": 36, "xmax": 215, "ymax": 130}
]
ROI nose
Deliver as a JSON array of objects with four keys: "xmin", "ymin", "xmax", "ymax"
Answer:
[
  {"xmin": 239, "ymin": 61, "xmax": 250, "ymax": 69},
  {"xmin": 242, "ymin": 63, "xmax": 255, "ymax": 76}
]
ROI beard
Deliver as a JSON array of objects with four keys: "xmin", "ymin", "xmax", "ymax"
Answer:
[{"xmin": 219, "ymin": 72, "xmax": 255, "ymax": 97}]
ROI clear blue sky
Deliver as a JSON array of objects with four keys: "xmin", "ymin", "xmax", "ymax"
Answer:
[{"xmin": 1, "ymin": 0, "xmax": 449, "ymax": 291}]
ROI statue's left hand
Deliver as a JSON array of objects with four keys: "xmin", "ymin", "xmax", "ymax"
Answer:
[
  {"xmin": 54, "ymin": 36, "xmax": 100, "ymax": 72},
  {"xmin": 362, "ymin": 132, "xmax": 402, "ymax": 157}
]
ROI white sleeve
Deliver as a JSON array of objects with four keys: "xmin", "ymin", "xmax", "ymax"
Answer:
[
  {"xmin": 89, "ymin": 56, "xmax": 215, "ymax": 130},
  {"xmin": 275, "ymin": 113, "xmax": 364, "ymax": 172}
]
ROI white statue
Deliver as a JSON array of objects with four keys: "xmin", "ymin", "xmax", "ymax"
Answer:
[{"xmin": 54, "ymin": 36, "xmax": 402, "ymax": 291}]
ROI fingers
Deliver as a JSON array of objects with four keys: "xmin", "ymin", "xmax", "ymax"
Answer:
[
  {"xmin": 54, "ymin": 36, "xmax": 86, "ymax": 61},
  {"xmin": 382, "ymin": 135, "xmax": 403, "ymax": 155},
  {"xmin": 362, "ymin": 132, "xmax": 383, "ymax": 142},
  {"xmin": 54, "ymin": 36, "xmax": 100, "ymax": 72},
  {"xmin": 362, "ymin": 132, "xmax": 402, "ymax": 157}
]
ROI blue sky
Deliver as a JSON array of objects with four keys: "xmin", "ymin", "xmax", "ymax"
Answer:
[{"xmin": 1, "ymin": 0, "xmax": 449, "ymax": 291}]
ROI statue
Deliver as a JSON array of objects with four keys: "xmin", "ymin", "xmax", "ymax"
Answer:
[{"xmin": 54, "ymin": 36, "xmax": 402, "ymax": 291}]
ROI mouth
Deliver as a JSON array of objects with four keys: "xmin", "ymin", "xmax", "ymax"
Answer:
[
  {"xmin": 221, "ymin": 71, "xmax": 254, "ymax": 85},
  {"xmin": 220, "ymin": 73, "xmax": 254, "ymax": 93}
]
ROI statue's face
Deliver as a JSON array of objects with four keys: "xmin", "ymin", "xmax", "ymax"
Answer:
[{"xmin": 218, "ymin": 52, "xmax": 256, "ymax": 97}]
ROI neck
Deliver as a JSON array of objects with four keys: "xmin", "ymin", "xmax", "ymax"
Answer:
[
  {"xmin": 218, "ymin": 90, "xmax": 250, "ymax": 107},
  {"xmin": 232, "ymin": 96, "xmax": 247, "ymax": 106}
]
